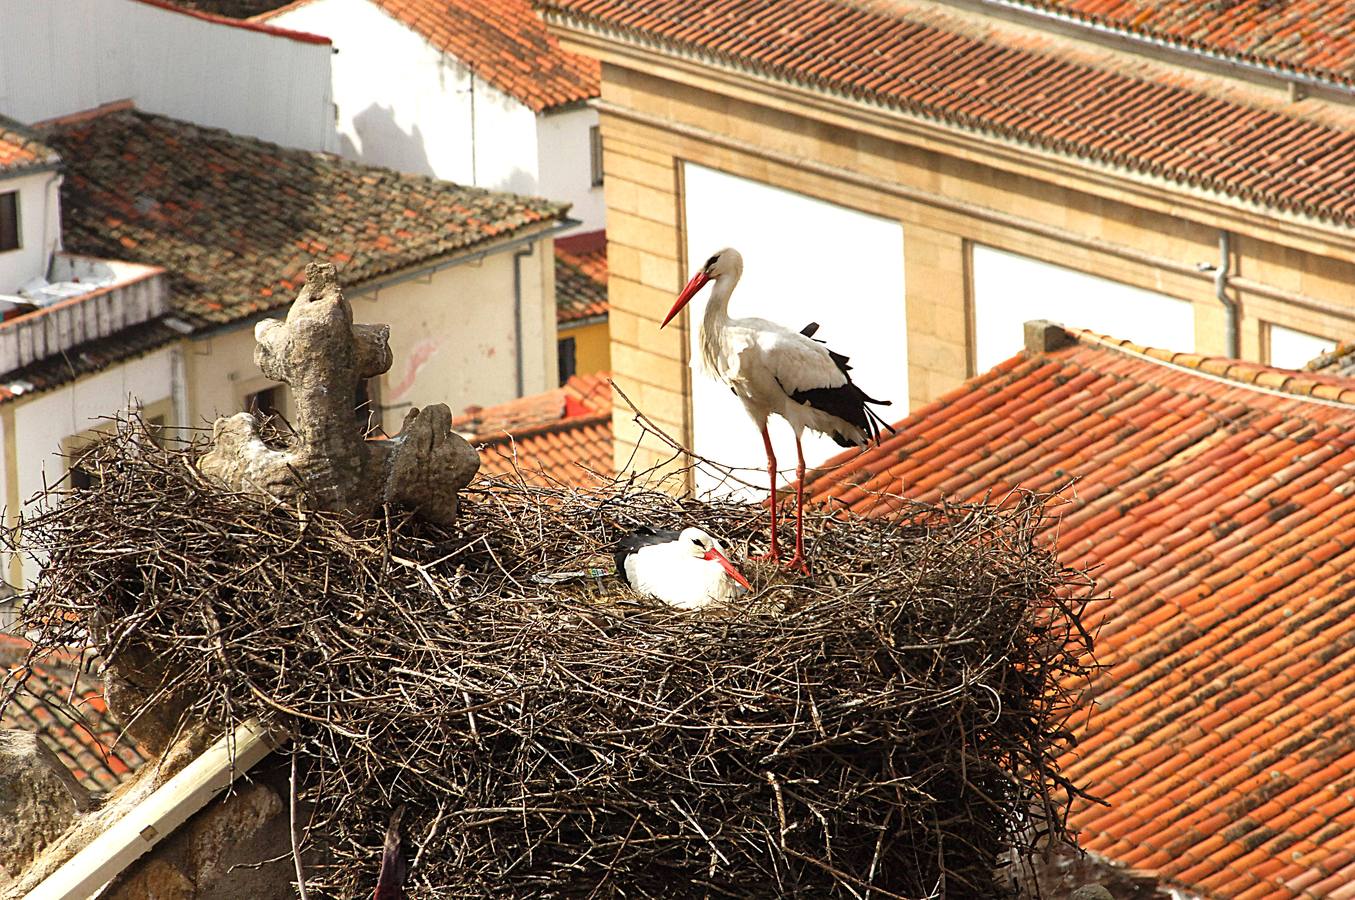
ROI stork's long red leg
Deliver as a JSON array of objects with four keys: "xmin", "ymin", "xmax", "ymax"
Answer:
[
  {"xmin": 752, "ymin": 425, "xmax": 780, "ymax": 562},
  {"xmin": 783, "ymin": 433, "xmax": 811, "ymax": 575}
]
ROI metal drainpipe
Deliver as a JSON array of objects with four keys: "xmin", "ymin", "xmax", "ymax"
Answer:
[
  {"xmin": 1215, "ymin": 231, "xmax": 1239, "ymax": 359},
  {"xmin": 512, "ymin": 244, "xmax": 534, "ymax": 397},
  {"xmin": 469, "ymin": 68, "xmax": 478, "ymax": 187}
]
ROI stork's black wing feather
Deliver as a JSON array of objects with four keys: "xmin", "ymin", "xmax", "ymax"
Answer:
[
  {"xmin": 613, "ymin": 526, "xmax": 680, "ymax": 585},
  {"xmin": 779, "ymin": 328, "xmax": 895, "ymax": 448}
]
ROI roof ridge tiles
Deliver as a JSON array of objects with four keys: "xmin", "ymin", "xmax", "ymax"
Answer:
[{"xmin": 1066, "ymin": 327, "xmax": 1355, "ymax": 406}]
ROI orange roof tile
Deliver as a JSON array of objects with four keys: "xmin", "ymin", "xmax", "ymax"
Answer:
[
  {"xmin": 1002, "ymin": 0, "xmax": 1355, "ymax": 85},
  {"xmin": 538, "ymin": 0, "xmax": 1355, "ymax": 226},
  {"xmin": 0, "ymin": 115, "xmax": 59, "ymax": 176},
  {"xmin": 555, "ymin": 242, "xmax": 607, "ymax": 325},
  {"xmin": 366, "ymin": 0, "xmax": 599, "ymax": 112},
  {"xmin": 41, "ymin": 106, "xmax": 567, "ymax": 328},
  {"xmin": 458, "ymin": 372, "xmax": 613, "ymax": 486},
  {"xmin": 0, "ymin": 635, "xmax": 148, "ymax": 792},
  {"xmin": 800, "ymin": 326, "xmax": 1355, "ymax": 898}
]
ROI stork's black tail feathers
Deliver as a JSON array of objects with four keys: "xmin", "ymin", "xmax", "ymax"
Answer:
[{"xmin": 795, "ymin": 322, "xmax": 897, "ymax": 449}]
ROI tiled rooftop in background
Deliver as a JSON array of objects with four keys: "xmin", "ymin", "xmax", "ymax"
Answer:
[
  {"xmin": 459, "ymin": 372, "xmax": 613, "ymax": 486},
  {"xmin": 1, "ymin": 635, "xmax": 147, "ymax": 792},
  {"xmin": 261, "ymin": 0, "xmax": 599, "ymax": 111},
  {"xmin": 1306, "ymin": 342, "xmax": 1355, "ymax": 378},
  {"xmin": 1003, "ymin": 0, "xmax": 1355, "ymax": 84},
  {"xmin": 40, "ymin": 106, "xmax": 567, "ymax": 328},
  {"xmin": 538, "ymin": 0, "xmax": 1355, "ymax": 226},
  {"xmin": 800, "ymin": 328, "xmax": 1355, "ymax": 898},
  {"xmin": 0, "ymin": 115, "xmax": 58, "ymax": 175},
  {"xmin": 555, "ymin": 242, "xmax": 607, "ymax": 325}
]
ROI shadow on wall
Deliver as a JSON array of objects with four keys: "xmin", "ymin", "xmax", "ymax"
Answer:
[
  {"xmin": 498, "ymin": 167, "xmax": 539, "ymax": 198},
  {"xmin": 344, "ymin": 103, "xmax": 436, "ymax": 180}
]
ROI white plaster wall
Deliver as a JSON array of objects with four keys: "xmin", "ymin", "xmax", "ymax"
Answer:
[
  {"xmin": 0, "ymin": 0, "xmax": 334, "ymax": 151},
  {"xmin": 0, "ymin": 170, "xmax": 60, "ymax": 294},
  {"xmin": 972, "ymin": 245, "xmax": 1196, "ymax": 371},
  {"xmin": 185, "ymin": 323, "xmax": 293, "ymax": 429},
  {"xmin": 352, "ymin": 244, "xmax": 556, "ymax": 432},
  {"xmin": 10, "ymin": 348, "xmax": 174, "ymax": 582},
  {"xmin": 270, "ymin": 0, "xmax": 540, "ymax": 193},
  {"xmin": 681, "ymin": 164, "xmax": 907, "ymax": 500},
  {"xmin": 183, "ymin": 243, "xmax": 556, "ymax": 438},
  {"xmin": 537, "ymin": 106, "xmax": 604, "ymax": 233}
]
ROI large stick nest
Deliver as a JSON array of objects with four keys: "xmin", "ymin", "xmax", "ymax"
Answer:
[{"xmin": 11, "ymin": 418, "xmax": 1094, "ymax": 898}]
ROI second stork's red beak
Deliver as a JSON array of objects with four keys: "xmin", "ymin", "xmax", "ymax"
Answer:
[
  {"xmin": 661, "ymin": 270, "xmax": 710, "ymax": 328},
  {"xmin": 703, "ymin": 547, "xmax": 752, "ymax": 591}
]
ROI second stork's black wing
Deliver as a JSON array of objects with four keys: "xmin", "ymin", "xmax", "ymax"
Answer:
[{"xmin": 613, "ymin": 526, "xmax": 681, "ymax": 585}]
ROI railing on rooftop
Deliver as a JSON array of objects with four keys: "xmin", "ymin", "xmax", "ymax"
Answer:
[{"xmin": 0, "ymin": 254, "xmax": 168, "ymax": 376}]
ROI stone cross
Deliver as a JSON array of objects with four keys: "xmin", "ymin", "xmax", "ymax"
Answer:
[{"xmin": 198, "ymin": 263, "xmax": 478, "ymax": 524}]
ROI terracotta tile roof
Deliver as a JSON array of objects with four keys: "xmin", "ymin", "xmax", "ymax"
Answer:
[
  {"xmin": 358, "ymin": 0, "xmax": 599, "ymax": 112},
  {"xmin": 1003, "ymin": 0, "xmax": 1355, "ymax": 85},
  {"xmin": 40, "ymin": 107, "xmax": 568, "ymax": 328},
  {"xmin": 800, "ymin": 327, "xmax": 1355, "ymax": 898},
  {"xmin": 0, "ymin": 115, "xmax": 59, "ymax": 176},
  {"xmin": 458, "ymin": 372, "xmax": 613, "ymax": 485},
  {"xmin": 1, "ymin": 635, "xmax": 148, "ymax": 793},
  {"xmin": 134, "ymin": 0, "xmax": 331, "ymax": 43},
  {"xmin": 555, "ymin": 244, "xmax": 607, "ymax": 325},
  {"xmin": 1306, "ymin": 342, "xmax": 1355, "ymax": 378},
  {"xmin": 538, "ymin": 0, "xmax": 1355, "ymax": 226}
]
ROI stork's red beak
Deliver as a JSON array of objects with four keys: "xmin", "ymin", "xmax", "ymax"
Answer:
[
  {"xmin": 661, "ymin": 271, "xmax": 710, "ymax": 328},
  {"xmin": 703, "ymin": 547, "xmax": 752, "ymax": 591}
]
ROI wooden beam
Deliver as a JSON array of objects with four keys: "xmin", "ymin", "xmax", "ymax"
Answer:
[{"xmin": 27, "ymin": 718, "xmax": 283, "ymax": 900}]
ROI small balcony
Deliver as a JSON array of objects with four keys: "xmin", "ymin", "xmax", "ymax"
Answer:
[{"xmin": 0, "ymin": 253, "xmax": 169, "ymax": 375}]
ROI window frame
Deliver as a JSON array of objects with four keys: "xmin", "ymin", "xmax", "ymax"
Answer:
[
  {"xmin": 558, "ymin": 335, "xmax": 577, "ymax": 385},
  {"xmin": 588, "ymin": 126, "xmax": 604, "ymax": 188},
  {"xmin": 0, "ymin": 191, "xmax": 19, "ymax": 254}
]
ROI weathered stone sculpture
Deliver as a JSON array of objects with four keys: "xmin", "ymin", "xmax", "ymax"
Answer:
[{"xmin": 199, "ymin": 263, "xmax": 477, "ymax": 524}]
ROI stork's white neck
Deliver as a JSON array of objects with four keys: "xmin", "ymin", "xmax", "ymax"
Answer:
[{"xmin": 700, "ymin": 269, "xmax": 740, "ymax": 374}]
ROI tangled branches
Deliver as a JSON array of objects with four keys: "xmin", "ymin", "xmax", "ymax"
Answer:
[{"xmin": 11, "ymin": 418, "xmax": 1094, "ymax": 898}]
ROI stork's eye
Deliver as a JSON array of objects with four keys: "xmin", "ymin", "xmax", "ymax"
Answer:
[
  {"xmin": 704, "ymin": 254, "xmax": 718, "ymax": 270},
  {"xmin": 691, "ymin": 537, "xmax": 703, "ymax": 546}
]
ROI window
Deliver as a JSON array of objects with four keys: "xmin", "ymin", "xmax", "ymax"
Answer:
[
  {"xmin": 971, "ymin": 245, "xmax": 1195, "ymax": 372},
  {"xmin": 589, "ymin": 126, "xmax": 604, "ymax": 187},
  {"xmin": 0, "ymin": 192, "xmax": 17, "ymax": 253},
  {"xmin": 558, "ymin": 336, "xmax": 577, "ymax": 385},
  {"xmin": 245, "ymin": 387, "xmax": 280, "ymax": 419},
  {"xmin": 681, "ymin": 163, "xmax": 906, "ymax": 499},
  {"xmin": 67, "ymin": 445, "xmax": 100, "ymax": 491},
  {"xmin": 1268, "ymin": 324, "xmax": 1337, "ymax": 369}
]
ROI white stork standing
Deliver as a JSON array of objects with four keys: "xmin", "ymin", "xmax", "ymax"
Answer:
[
  {"xmin": 660, "ymin": 248, "xmax": 892, "ymax": 573},
  {"xmin": 615, "ymin": 526, "xmax": 752, "ymax": 610}
]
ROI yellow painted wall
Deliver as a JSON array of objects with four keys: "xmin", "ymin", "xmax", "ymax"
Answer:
[{"xmin": 560, "ymin": 318, "xmax": 611, "ymax": 378}]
